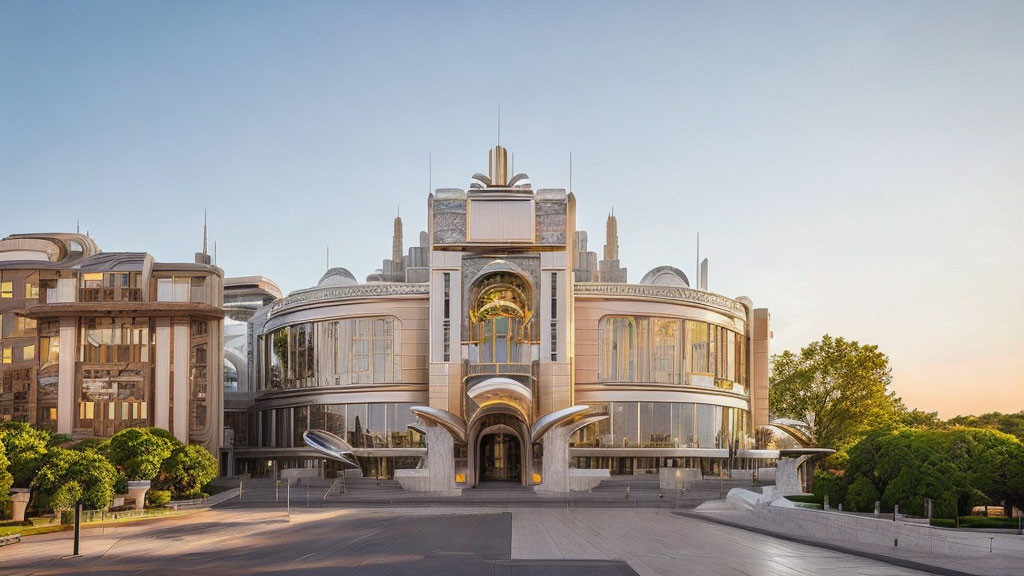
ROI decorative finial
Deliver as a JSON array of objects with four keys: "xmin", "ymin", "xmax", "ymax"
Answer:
[{"xmin": 202, "ymin": 210, "xmax": 208, "ymax": 256}]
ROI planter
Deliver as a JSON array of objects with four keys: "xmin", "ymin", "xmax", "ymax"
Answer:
[
  {"xmin": 125, "ymin": 480, "xmax": 151, "ymax": 511},
  {"xmin": 9, "ymin": 488, "xmax": 31, "ymax": 522}
]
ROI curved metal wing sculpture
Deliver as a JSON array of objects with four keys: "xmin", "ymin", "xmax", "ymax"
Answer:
[
  {"xmin": 531, "ymin": 405, "xmax": 593, "ymax": 441},
  {"xmin": 410, "ymin": 406, "xmax": 467, "ymax": 443},
  {"xmin": 303, "ymin": 429, "xmax": 359, "ymax": 468}
]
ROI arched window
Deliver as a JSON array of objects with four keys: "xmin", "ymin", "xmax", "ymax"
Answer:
[
  {"xmin": 598, "ymin": 316, "xmax": 682, "ymax": 383},
  {"xmin": 468, "ymin": 273, "xmax": 534, "ymax": 365},
  {"xmin": 600, "ymin": 317, "xmax": 636, "ymax": 381}
]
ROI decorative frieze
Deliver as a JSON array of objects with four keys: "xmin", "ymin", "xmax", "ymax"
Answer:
[
  {"xmin": 268, "ymin": 284, "xmax": 429, "ymax": 318},
  {"xmin": 432, "ymin": 199, "xmax": 467, "ymax": 245},
  {"xmin": 574, "ymin": 283, "xmax": 747, "ymax": 317},
  {"xmin": 535, "ymin": 198, "xmax": 567, "ymax": 245}
]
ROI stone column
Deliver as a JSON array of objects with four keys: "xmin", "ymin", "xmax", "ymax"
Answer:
[
  {"xmin": 172, "ymin": 321, "xmax": 189, "ymax": 444},
  {"xmin": 153, "ymin": 318, "xmax": 171, "ymax": 429},
  {"xmin": 425, "ymin": 424, "xmax": 458, "ymax": 494},
  {"xmin": 535, "ymin": 425, "xmax": 571, "ymax": 493},
  {"xmin": 57, "ymin": 317, "xmax": 76, "ymax": 435}
]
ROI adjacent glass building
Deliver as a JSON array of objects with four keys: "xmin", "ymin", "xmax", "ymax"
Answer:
[{"xmin": 0, "ymin": 233, "xmax": 224, "ymax": 454}]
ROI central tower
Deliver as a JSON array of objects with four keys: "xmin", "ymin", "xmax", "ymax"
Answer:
[{"xmin": 425, "ymin": 145, "xmax": 575, "ymax": 486}]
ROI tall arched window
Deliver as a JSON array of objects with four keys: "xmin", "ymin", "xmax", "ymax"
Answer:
[
  {"xmin": 600, "ymin": 317, "xmax": 636, "ymax": 381},
  {"xmin": 468, "ymin": 273, "xmax": 533, "ymax": 365}
]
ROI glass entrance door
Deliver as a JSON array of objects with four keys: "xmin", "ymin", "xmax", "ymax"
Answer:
[{"xmin": 478, "ymin": 433, "xmax": 521, "ymax": 482}]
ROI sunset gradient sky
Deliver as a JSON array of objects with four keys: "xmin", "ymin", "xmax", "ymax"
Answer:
[{"xmin": 2, "ymin": 1, "xmax": 1022, "ymax": 417}]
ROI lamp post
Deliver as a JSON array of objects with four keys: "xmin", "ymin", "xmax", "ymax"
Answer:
[{"xmin": 73, "ymin": 500, "xmax": 82, "ymax": 556}]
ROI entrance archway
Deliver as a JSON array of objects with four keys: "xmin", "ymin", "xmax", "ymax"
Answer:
[
  {"xmin": 467, "ymin": 415, "xmax": 530, "ymax": 486},
  {"xmin": 478, "ymin": 432, "xmax": 522, "ymax": 483}
]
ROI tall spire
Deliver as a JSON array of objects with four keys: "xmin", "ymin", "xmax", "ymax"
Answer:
[
  {"xmin": 392, "ymin": 210, "xmax": 404, "ymax": 267},
  {"xmin": 194, "ymin": 210, "xmax": 212, "ymax": 265},
  {"xmin": 604, "ymin": 209, "xmax": 619, "ymax": 261}
]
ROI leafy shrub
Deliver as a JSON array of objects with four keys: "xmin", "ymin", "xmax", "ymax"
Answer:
[
  {"xmin": 785, "ymin": 494, "xmax": 823, "ymax": 504},
  {"xmin": 0, "ymin": 421, "xmax": 51, "ymax": 487},
  {"xmin": 106, "ymin": 428, "xmax": 174, "ymax": 481},
  {"xmin": 71, "ymin": 438, "xmax": 108, "ymax": 453},
  {"xmin": 845, "ymin": 476, "xmax": 880, "ymax": 512},
  {"xmin": 812, "ymin": 470, "xmax": 844, "ymax": 505},
  {"xmin": 161, "ymin": 445, "xmax": 217, "ymax": 498},
  {"xmin": 31, "ymin": 448, "xmax": 117, "ymax": 511},
  {"xmin": 146, "ymin": 490, "xmax": 172, "ymax": 507},
  {"xmin": 840, "ymin": 427, "xmax": 1024, "ymax": 516},
  {"xmin": 931, "ymin": 516, "xmax": 1021, "ymax": 529}
]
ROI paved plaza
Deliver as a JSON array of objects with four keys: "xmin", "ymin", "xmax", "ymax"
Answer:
[{"xmin": 0, "ymin": 507, "xmax": 949, "ymax": 576}]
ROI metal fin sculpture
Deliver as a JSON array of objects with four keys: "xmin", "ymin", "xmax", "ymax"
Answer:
[{"xmin": 303, "ymin": 429, "xmax": 359, "ymax": 468}]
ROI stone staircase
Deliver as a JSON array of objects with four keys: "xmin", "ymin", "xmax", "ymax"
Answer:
[{"xmin": 219, "ymin": 473, "xmax": 763, "ymax": 509}]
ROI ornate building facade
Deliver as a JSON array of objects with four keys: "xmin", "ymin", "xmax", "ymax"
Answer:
[
  {"xmin": 0, "ymin": 232, "xmax": 225, "ymax": 454},
  {"xmin": 231, "ymin": 146, "xmax": 772, "ymax": 491}
]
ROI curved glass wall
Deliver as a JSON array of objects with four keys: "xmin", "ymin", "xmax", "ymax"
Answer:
[
  {"xmin": 598, "ymin": 316, "xmax": 746, "ymax": 393},
  {"xmin": 257, "ymin": 402, "xmax": 424, "ymax": 449},
  {"xmin": 571, "ymin": 401, "xmax": 750, "ymax": 449},
  {"xmin": 263, "ymin": 317, "xmax": 402, "ymax": 390}
]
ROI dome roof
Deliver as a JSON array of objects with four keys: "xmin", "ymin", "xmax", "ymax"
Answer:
[
  {"xmin": 639, "ymin": 266, "xmax": 690, "ymax": 287},
  {"xmin": 318, "ymin": 267, "xmax": 358, "ymax": 287}
]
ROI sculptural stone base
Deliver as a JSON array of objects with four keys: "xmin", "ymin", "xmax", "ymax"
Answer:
[
  {"xmin": 10, "ymin": 488, "xmax": 30, "ymax": 521},
  {"xmin": 775, "ymin": 457, "xmax": 804, "ymax": 496},
  {"xmin": 126, "ymin": 480, "xmax": 152, "ymax": 510},
  {"xmin": 425, "ymin": 424, "xmax": 459, "ymax": 494},
  {"xmin": 535, "ymin": 426, "xmax": 571, "ymax": 493}
]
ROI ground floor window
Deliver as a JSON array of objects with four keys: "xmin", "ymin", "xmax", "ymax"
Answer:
[
  {"xmin": 571, "ymin": 401, "xmax": 750, "ymax": 449},
  {"xmin": 257, "ymin": 402, "xmax": 425, "ymax": 449}
]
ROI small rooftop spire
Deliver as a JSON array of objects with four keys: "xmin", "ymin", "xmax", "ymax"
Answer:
[{"xmin": 202, "ymin": 209, "xmax": 208, "ymax": 256}]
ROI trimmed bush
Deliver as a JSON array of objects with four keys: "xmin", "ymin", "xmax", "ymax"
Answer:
[
  {"xmin": 784, "ymin": 494, "xmax": 823, "ymax": 505},
  {"xmin": 107, "ymin": 428, "xmax": 174, "ymax": 481},
  {"xmin": 161, "ymin": 445, "xmax": 217, "ymax": 499},
  {"xmin": 146, "ymin": 490, "xmax": 172, "ymax": 507},
  {"xmin": 31, "ymin": 448, "xmax": 117, "ymax": 511},
  {"xmin": 931, "ymin": 516, "xmax": 1021, "ymax": 529}
]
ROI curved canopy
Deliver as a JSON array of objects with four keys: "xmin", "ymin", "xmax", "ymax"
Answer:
[
  {"xmin": 531, "ymin": 405, "xmax": 592, "ymax": 441},
  {"xmin": 410, "ymin": 406, "xmax": 467, "ymax": 443},
  {"xmin": 467, "ymin": 377, "xmax": 533, "ymax": 422},
  {"xmin": 303, "ymin": 429, "xmax": 359, "ymax": 468}
]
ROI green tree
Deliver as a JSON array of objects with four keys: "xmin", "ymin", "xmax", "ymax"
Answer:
[
  {"xmin": 900, "ymin": 409, "xmax": 945, "ymax": 430},
  {"xmin": 161, "ymin": 445, "xmax": 218, "ymax": 498},
  {"xmin": 845, "ymin": 476, "xmax": 880, "ymax": 512},
  {"xmin": 947, "ymin": 411, "xmax": 1024, "ymax": 443},
  {"xmin": 106, "ymin": 428, "xmax": 175, "ymax": 481},
  {"xmin": 840, "ymin": 427, "xmax": 1024, "ymax": 517},
  {"xmin": 0, "ymin": 441, "xmax": 13, "ymax": 519},
  {"xmin": 31, "ymin": 448, "xmax": 117, "ymax": 510},
  {"xmin": 0, "ymin": 421, "xmax": 51, "ymax": 487},
  {"xmin": 769, "ymin": 335, "xmax": 904, "ymax": 450}
]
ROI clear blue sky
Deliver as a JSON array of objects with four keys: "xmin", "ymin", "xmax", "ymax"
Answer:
[{"xmin": 2, "ymin": 1, "xmax": 1022, "ymax": 417}]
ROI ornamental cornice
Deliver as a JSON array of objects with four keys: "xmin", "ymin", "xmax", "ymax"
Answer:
[
  {"xmin": 268, "ymin": 283, "xmax": 429, "ymax": 318},
  {"xmin": 573, "ymin": 283, "xmax": 747, "ymax": 317}
]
